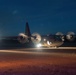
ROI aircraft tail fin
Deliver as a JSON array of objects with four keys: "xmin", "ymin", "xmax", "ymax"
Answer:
[{"xmin": 25, "ymin": 22, "xmax": 31, "ymax": 36}]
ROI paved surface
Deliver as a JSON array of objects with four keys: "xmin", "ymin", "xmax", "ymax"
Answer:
[
  {"xmin": 0, "ymin": 47, "xmax": 76, "ymax": 75},
  {"xmin": 0, "ymin": 47, "xmax": 76, "ymax": 54}
]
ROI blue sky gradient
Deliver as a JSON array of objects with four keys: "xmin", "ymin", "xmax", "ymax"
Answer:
[{"xmin": 0, "ymin": 0, "xmax": 76, "ymax": 36}]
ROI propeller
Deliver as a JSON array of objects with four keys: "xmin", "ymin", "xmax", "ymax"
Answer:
[
  {"xmin": 56, "ymin": 32, "xmax": 64, "ymax": 41},
  {"xmin": 66, "ymin": 32, "xmax": 75, "ymax": 41},
  {"xmin": 31, "ymin": 33, "xmax": 41, "ymax": 44},
  {"xmin": 18, "ymin": 33, "xmax": 28, "ymax": 43}
]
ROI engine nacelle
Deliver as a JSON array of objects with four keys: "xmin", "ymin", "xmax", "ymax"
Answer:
[
  {"xmin": 56, "ymin": 32, "xmax": 64, "ymax": 41},
  {"xmin": 66, "ymin": 32, "xmax": 75, "ymax": 41},
  {"xmin": 18, "ymin": 33, "xmax": 28, "ymax": 43},
  {"xmin": 31, "ymin": 33, "xmax": 41, "ymax": 44}
]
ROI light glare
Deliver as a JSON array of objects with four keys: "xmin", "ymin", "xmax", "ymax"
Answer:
[{"xmin": 36, "ymin": 43, "xmax": 42, "ymax": 48}]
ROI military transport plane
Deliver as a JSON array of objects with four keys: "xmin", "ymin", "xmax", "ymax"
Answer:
[
  {"xmin": 0, "ymin": 22, "xmax": 63, "ymax": 49},
  {"xmin": 17, "ymin": 22, "xmax": 64, "ymax": 48},
  {"xmin": 18, "ymin": 22, "xmax": 76, "ymax": 48}
]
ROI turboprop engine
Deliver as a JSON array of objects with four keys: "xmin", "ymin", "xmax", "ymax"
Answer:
[
  {"xmin": 66, "ymin": 32, "xmax": 75, "ymax": 41},
  {"xmin": 56, "ymin": 32, "xmax": 65, "ymax": 41},
  {"xmin": 31, "ymin": 33, "xmax": 41, "ymax": 44},
  {"xmin": 18, "ymin": 33, "xmax": 28, "ymax": 43}
]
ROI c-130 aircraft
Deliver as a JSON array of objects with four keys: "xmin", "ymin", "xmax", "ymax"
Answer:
[
  {"xmin": 18, "ymin": 22, "xmax": 63, "ymax": 48},
  {"xmin": 0, "ymin": 22, "xmax": 76, "ymax": 49}
]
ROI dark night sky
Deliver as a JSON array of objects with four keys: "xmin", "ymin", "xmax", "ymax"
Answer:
[{"xmin": 0, "ymin": 0, "xmax": 76, "ymax": 36}]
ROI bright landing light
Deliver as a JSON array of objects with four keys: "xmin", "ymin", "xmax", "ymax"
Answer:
[{"xmin": 36, "ymin": 43, "xmax": 42, "ymax": 48}]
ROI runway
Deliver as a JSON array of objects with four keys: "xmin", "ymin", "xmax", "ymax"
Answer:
[
  {"xmin": 0, "ymin": 47, "xmax": 76, "ymax": 54},
  {"xmin": 0, "ymin": 47, "xmax": 76, "ymax": 75}
]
